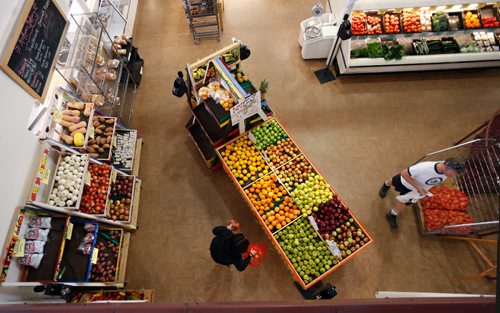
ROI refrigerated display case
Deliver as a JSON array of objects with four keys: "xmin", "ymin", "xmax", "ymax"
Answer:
[{"xmin": 334, "ymin": 0, "xmax": 500, "ymax": 74}]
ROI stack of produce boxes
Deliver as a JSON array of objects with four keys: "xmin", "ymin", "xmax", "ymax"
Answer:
[{"xmin": 216, "ymin": 118, "xmax": 373, "ymax": 289}]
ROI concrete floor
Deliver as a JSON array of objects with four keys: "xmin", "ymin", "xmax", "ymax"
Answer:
[{"xmin": 125, "ymin": 0, "xmax": 499, "ymax": 302}]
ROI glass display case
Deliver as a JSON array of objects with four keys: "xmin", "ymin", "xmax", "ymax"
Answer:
[
  {"xmin": 98, "ymin": 0, "xmax": 129, "ymax": 39},
  {"xmin": 55, "ymin": 12, "xmax": 124, "ymax": 107}
]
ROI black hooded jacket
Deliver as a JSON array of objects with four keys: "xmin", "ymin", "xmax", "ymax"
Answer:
[{"xmin": 210, "ymin": 226, "xmax": 251, "ymax": 271}]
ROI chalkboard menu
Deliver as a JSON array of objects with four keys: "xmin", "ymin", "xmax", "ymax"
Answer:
[{"xmin": 0, "ymin": 0, "xmax": 68, "ymax": 102}]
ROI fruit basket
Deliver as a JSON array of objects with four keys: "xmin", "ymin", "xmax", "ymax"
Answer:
[
  {"xmin": 90, "ymin": 228, "xmax": 123, "ymax": 283},
  {"xmin": 83, "ymin": 116, "xmax": 117, "ymax": 162},
  {"xmin": 383, "ymin": 12, "xmax": 402, "ymax": 34},
  {"xmin": 79, "ymin": 161, "xmax": 113, "ymax": 216},
  {"xmin": 366, "ymin": 13, "xmax": 383, "ymax": 35},
  {"xmin": 106, "ymin": 170, "xmax": 136, "ymax": 223}
]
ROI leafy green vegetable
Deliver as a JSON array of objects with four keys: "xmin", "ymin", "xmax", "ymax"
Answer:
[
  {"xmin": 432, "ymin": 12, "xmax": 449, "ymax": 31},
  {"xmin": 382, "ymin": 44, "xmax": 405, "ymax": 60},
  {"xmin": 367, "ymin": 42, "xmax": 383, "ymax": 58},
  {"xmin": 351, "ymin": 48, "xmax": 369, "ymax": 58}
]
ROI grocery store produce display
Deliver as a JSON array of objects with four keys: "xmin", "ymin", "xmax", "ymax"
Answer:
[
  {"xmin": 107, "ymin": 174, "xmax": 135, "ymax": 222},
  {"xmin": 264, "ymin": 138, "xmax": 301, "ymax": 169},
  {"xmin": 80, "ymin": 163, "xmax": 112, "ymax": 215},
  {"xmin": 276, "ymin": 155, "xmax": 316, "ymax": 192},
  {"xmin": 49, "ymin": 154, "xmax": 88, "ymax": 208},
  {"xmin": 352, "ymin": 12, "xmax": 368, "ymax": 35},
  {"xmin": 367, "ymin": 14, "xmax": 383, "ymax": 34},
  {"xmin": 216, "ymin": 118, "xmax": 372, "ymax": 288},
  {"xmin": 84, "ymin": 116, "xmax": 116, "ymax": 160},
  {"xmin": 251, "ymin": 120, "xmax": 287, "ymax": 150},
  {"xmin": 402, "ymin": 9, "xmax": 422, "ymax": 33},
  {"xmin": 464, "ymin": 11, "xmax": 481, "ymax": 29},
  {"xmin": 219, "ymin": 135, "xmax": 269, "ymax": 186},
  {"xmin": 384, "ymin": 13, "xmax": 401, "ymax": 34},
  {"xmin": 274, "ymin": 217, "xmax": 337, "ymax": 285},
  {"xmin": 90, "ymin": 230, "xmax": 121, "ymax": 282}
]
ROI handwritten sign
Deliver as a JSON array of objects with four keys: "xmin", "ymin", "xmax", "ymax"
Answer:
[
  {"xmin": 13, "ymin": 238, "xmax": 26, "ymax": 258},
  {"xmin": 41, "ymin": 168, "xmax": 50, "ymax": 184},
  {"xmin": 91, "ymin": 248, "xmax": 98, "ymax": 264},
  {"xmin": 85, "ymin": 172, "xmax": 91, "ymax": 186},
  {"xmin": 0, "ymin": 0, "xmax": 68, "ymax": 102},
  {"xmin": 230, "ymin": 91, "xmax": 267, "ymax": 133}
]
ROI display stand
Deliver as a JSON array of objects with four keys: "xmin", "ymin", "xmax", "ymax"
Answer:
[{"xmin": 334, "ymin": 0, "xmax": 500, "ymax": 74}]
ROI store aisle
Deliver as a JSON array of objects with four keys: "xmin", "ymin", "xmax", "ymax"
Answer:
[{"xmin": 125, "ymin": 0, "xmax": 499, "ymax": 302}]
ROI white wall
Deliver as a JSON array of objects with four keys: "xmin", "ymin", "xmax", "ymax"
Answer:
[{"xmin": 0, "ymin": 0, "xmax": 70, "ymax": 303}]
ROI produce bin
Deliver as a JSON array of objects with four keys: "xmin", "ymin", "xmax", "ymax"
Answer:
[
  {"xmin": 90, "ymin": 227, "xmax": 123, "ymax": 283},
  {"xmin": 106, "ymin": 170, "xmax": 136, "ymax": 224},
  {"xmin": 215, "ymin": 117, "xmax": 373, "ymax": 289}
]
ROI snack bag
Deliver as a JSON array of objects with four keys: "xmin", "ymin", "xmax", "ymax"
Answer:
[
  {"xmin": 24, "ymin": 228, "xmax": 50, "ymax": 241},
  {"xmin": 24, "ymin": 241, "xmax": 46, "ymax": 254},
  {"xmin": 18, "ymin": 254, "xmax": 44, "ymax": 269},
  {"xmin": 28, "ymin": 217, "xmax": 52, "ymax": 229}
]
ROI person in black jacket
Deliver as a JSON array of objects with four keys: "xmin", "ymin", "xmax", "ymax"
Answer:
[{"xmin": 210, "ymin": 224, "xmax": 254, "ymax": 271}]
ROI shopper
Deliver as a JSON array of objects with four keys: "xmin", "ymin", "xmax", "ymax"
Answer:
[
  {"xmin": 379, "ymin": 158, "xmax": 465, "ymax": 229},
  {"xmin": 210, "ymin": 220, "xmax": 255, "ymax": 271}
]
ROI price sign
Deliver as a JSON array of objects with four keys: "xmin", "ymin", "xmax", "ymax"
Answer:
[
  {"xmin": 394, "ymin": 8, "xmax": 402, "ymax": 14},
  {"xmin": 248, "ymin": 132, "xmax": 257, "ymax": 143},
  {"xmin": 13, "ymin": 238, "xmax": 25, "ymax": 257},
  {"xmin": 112, "ymin": 135, "xmax": 117, "ymax": 148},
  {"xmin": 111, "ymin": 170, "xmax": 117, "ymax": 183},
  {"xmin": 41, "ymin": 168, "xmax": 51, "ymax": 184},
  {"xmin": 53, "ymin": 109, "xmax": 62, "ymax": 123},
  {"xmin": 230, "ymin": 91, "xmax": 267, "ymax": 134},
  {"xmin": 85, "ymin": 172, "xmax": 92, "ymax": 186},
  {"xmin": 65, "ymin": 223, "xmax": 73, "ymax": 240},
  {"xmin": 307, "ymin": 216, "xmax": 319, "ymax": 231},
  {"xmin": 326, "ymin": 240, "xmax": 342, "ymax": 257},
  {"xmin": 377, "ymin": 9, "xmax": 386, "ymax": 15},
  {"xmin": 91, "ymin": 248, "xmax": 98, "ymax": 264},
  {"xmin": 89, "ymin": 125, "xmax": 95, "ymax": 139}
]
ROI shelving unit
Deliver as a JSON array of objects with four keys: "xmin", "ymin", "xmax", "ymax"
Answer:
[
  {"xmin": 183, "ymin": 0, "xmax": 220, "ymax": 43},
  {"xmin": 334, "ymin": 0, "xmax": 500, "ymax": 74},
  {"xmin": 184, "ymin": 43, "xmax": 272, "ymax": 169}
]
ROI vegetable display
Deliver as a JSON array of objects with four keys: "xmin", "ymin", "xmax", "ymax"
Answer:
[
  {"xmin": 49, "ymin": 155, "xmax": 87, "ymax": 207},
  {"xmin": 80, "ymin": 163, "xmax": 112, "ymax": 215},
  {"xmin": 352, "ymin": 12, "xmax": 368, "ymax": 35},
  {"xmin": 367, "ymin": 41, "xmax": 384, "ymax": 58},
  {"xmin": 432, "ymin": 12, "xmax": 449, "ymax": 32},
  {"xmin": 57, "ymin": 102, "xmax": 93, "ymax": 147},
  {"xmin": 384, "ymin": 13, "xmax": 401, "ymax": 34},
  {"xmin": 367, "ymin": 15, "xmax": 383, "ymax": 34},
  {"xmin": 482, "ymin": 16, "xmax": 499, "ymax": 28},
  {"xmin": 90, "ymin": 230, "xmax": 121, "ymax": 282},
  {"xmin": 423, "ymin": 209, "xmax": 474, "ymax": 233},
  {"xmin": 107, "ymin": 174, "xmax": 134, "ymax": 222},
  {"xmin": 382, "ymin": 44, "xmax": 405, "ymax": 60},
  {"xmin": 420, "ymin": 187, "xmax": 469, "ymax": 212},
  {"xmin": 112, "ymin": 130, "xmax": 137, "ymax": 170},
  {"xmin": 464, "ymin": 11, "xmax": 481, "ymax": 29},
  {"xmin": 84, "ymin": 116, "xmax": 115, "ymax": 160},
  {"xmin": 402, "ymin": 9, "xmax": 422, "ymax": 33}
]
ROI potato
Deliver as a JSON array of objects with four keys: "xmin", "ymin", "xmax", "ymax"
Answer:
[
  {"xmin": 97, "ymin": 125, "xmax": 106, "ymax": 130},
  {"xmin": 69, "ymin": 121, "xmax": 86, "ymax": 132},
  {"xmin": 105, "ymin": 119, "xmax": 114, "ymax": 124},
  {"xmin": 100, "ymin": 137, "xmax": 106, "ymax": 145},
  {"xmin": 68, "ymin": 102, "xmax": 85, "ymax": 110},
  {"xmin": 99, "ymin": 116, "xmax": 105, "ymax": 123},
  {"xmin": 105, "ymin": 127, "xmax": 113, "ymax": 132},
  {"xmin": 104, "ymin": 132, "xmax": 113, "ymax": 136},
  {"xmin": 103, "ymin": 143, "xmax": 110, "ymax": 149},
  {"xmin": 95, "ymin": 128, "xmax": 103, "ymax": 135},
  {"xmin": 87, "ymin": 147, "xmax": 96, "ymax": 153},
  {"xmin": 98, "ymin": 147, "xmax": 105, "ymax": 153},
  {"xmin": 106, "ymin": 136, "xmax": 112, "ymax": 143},
  {"xmin": 93, "ymin": 120, "xmax": 100, "ymax": 127}
]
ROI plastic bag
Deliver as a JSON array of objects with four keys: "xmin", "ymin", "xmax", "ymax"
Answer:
[
  {"xmin": 84, "ymin": 224, "xmax": 96, "ymax": 233},
  {"xmin": 82, "ymin": 233, "xmax": 94, "ymax": 244},
  {"xmin": 18, "ymin": 254, "xmax": 44, "ymax": 269},
  {"xmin": 24, "ymin": 241, "xmax": 46, "ymax": 254},
  {"xmin": 25, "ymin": 228, "xmax": 50, "ymax": 241},
  {"xmin": 28, "ymin": 217, "xmax": 52, "ymax": 229},
  {"xmin": 108, "ymin": 59, "xmax": 120, "ymax": 69},
  {"xmin": 243, "ymin": 242, "xmax": 268, "ymax": 268},
  {"xmin": 77, "ymin": 242, "xmax": 92, "ymax": 255}
]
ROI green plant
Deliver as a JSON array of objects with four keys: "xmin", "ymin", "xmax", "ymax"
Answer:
[{"xmin": 259, "ymin": 79, "xmax": 269, "ymax": 94}]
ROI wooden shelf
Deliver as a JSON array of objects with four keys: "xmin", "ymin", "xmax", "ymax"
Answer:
[
  {"xmin": 130, "ymin": 179, "xmax": 141, "ymax": 227},
  {"xmin": 132, "ymin": 138, "xmax": 143, "ymax": 177}
]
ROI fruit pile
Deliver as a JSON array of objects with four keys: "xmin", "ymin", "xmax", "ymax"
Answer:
[
  {"xmin": 264, "ymin": 138, "xmax": 300, "ymax": 169},
  {"xmin": 231, "ymin": 69, "xmax": 248, "ymax": 84},
  {"xmin": 276, "ymin": 155, "xmax": 315, "ymax": 192},
  {"xmin": 330, "ymin": 225, "xmax": 370, "ymax": 259},
  {"xmin": 420, "ymin": 10, "xmax": 432, "ymax": 32},
  {"xmin": 464, "ymin": 11, "xmax": 481, "ymax": 29},
  {"xmin": 311, "ymin": 195, "xmax": 351, "ymax": 238},
  {"xmin": 80, "ymin": 163, "xmax": 111, "ymax": 214},
  {"xmin": 384, "ymin": 13, "xmax": 401, "ymax": 33},
  {"xmin": 482, "ymin": 16, "xmax": 499, "ymax": 28},
  {"xmin": 432, "ymin": 12, "xmax": 449, "ymax": 32},
  {"xmin": 366, "ymin": 15, "xmax": 383, "ymax": 34},
  {"xmin": 220, "ymin": 136, "xmax": 269, "ymax": 186},
  {"xmin": 48, "ymin": 154, "xmax": 87, "ymax": 208},
  {"xmin": 90, "ymin": 230, "xmax": 121, "ymax": 282},
  {"xmin": 352, "ymin": 12, "xmax": 367, "ymax": 35},
  {"xmin": 402, "ymin": 9, "xmax": 422, "ymax": 33},
  {"xmin": 107, "ymin": 175, "xmax": 134, "ymax": 222},
  {"xmin": 420, "ymin": 187, "xmax": 469, "ymax": 212},
  {"xmin": 424, "ymin": 209, "xmax": 474, "ymax": 233},
  {"xmin": 251, "ymin": 120, "xmax": 287, "ymax": 150},
  {"xmin": 192, "ymin": 67, "xmax": 206, "ymax": 82},
  {"xmin": 275, "ymin": 218, "xmax": 337, "ymax": 285},
  {"xmin": 260, "ymin": 196, "xmax": 301, "ymax": 232},
  {"xmin": 290, "ymin": 174, "xmax": 333, "ymax": 216},
  {"xmin": 245, "ymin": 173, "xmax": 287, "ymax": 216}
]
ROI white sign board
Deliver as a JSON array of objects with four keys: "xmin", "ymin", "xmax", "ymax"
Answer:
[{"xmin": 230, "ymin": 91, "xmax": 267, "ymax": 134}]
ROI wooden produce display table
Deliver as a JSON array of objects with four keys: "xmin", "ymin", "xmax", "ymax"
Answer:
[{"xmin": 215, "ymin": 117, "xmax": 373, "ymax": 289}]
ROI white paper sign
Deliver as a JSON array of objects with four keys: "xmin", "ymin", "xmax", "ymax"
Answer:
[
  {"xmin": 326, "ymin": 240, "xmax": 342, "ymax": 257},
  {"xmin": 230, "ymin": 91, "xmax": 262, "ymax": 126},
  {"xmin": 308, "ymin": 216, "xmax": 319, "ymax": 231}
]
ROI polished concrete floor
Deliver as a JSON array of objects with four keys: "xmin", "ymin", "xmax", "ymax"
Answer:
[{"xmin": 125, "ymin": 0, "xmax": 499, "ymax": 302}]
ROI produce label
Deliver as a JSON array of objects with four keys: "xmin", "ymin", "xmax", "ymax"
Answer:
[
  {"xmin": 326, "ymin": 240, "xmax": 342, "ymax": 257},
  {"xmin": 12, "ymin": 238, "xmax": 25, "ymax": 258},
  {"xmin": 248, "ymin": 132, "xmax": 257, "ymax": 143},
  {"xmin": 112, "ymin": 136, "xmax": 117, "ymax": 148},
  {"xmin": 111, "ymin": 170, "xmax": 117, "ymax": 183},
  {"xmin": 91, "ymin": 248, "xmax": 98, "ymax": 264},
  {"xmin": 89, "ymin": 126, "xmax": 95, "ymax": 139},
  {"xmin": 394, "ymin": 8, "xmax": 402, "ymax": 13},
  {"xmin": 41, "ymin": 168, "xmax": 50, "ymax": 184},
  {"xmin": 307, "ymin": 216, "xmax": 319, "ymax": 231},
  {"xmin": 85, "ymin": 172, "xmax": 92, "ymax": 186},
  {"xmin": 65, "ymin": 223, "xmax": 73, "ymax": 240},
  {"xmin": 53, "ymin": 109, "xmax": 62, "ymax": 123}
]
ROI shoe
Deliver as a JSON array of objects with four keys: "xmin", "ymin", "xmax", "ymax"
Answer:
[
  {"xmin": 385, "ymin": 213, "xmax": 399, "ymax": 229},
  {"xmin": 379, "ymin": 183, "xmax": 390, "ymax": 198}
]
